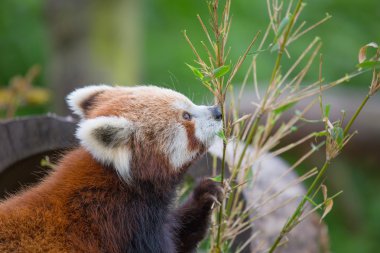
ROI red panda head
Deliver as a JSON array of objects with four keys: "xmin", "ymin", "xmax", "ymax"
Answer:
[{"xmin": 67, "ymin": 85, "xmax": 222, "ymax": 181}]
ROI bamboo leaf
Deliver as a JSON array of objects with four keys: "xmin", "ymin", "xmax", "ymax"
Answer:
[
  {"xmin": 186, "ymin": 63, "xmax": 204, "ymax": 80},
  {"xmin": 320, "ymin": 199, "xmax": 333, "ymax": 222},
  {"xmin": 210, "ymin": 174, "xmax": 222, "ymax": 183},
  {"xmin": 213, "ymin": 65, "xmax": 231, "ymax": 78},
  {"xmin": 356, "ymin": 61, "xmax": 380, "ymax": 69},
  {"xmin": 321, "ymin": 184, "xmax": 328, "ymax": 201},
  {"xmin": 273, "ymin": 102, "xmax": 297, "ymax": 115},
  {"xmin": 274, "ymin": 14, "xmax": 290, "ymax": 43},
  {"xmin": 358, "ymin": 42, "xmax": 379, "ymax": 63},
  {"xmin": 320, "ymin": 185, "xmax": 334, "ymax": 222},
  {"xmin": 246, "ymin": 168, "xmax": 255, "ymax": 188},
  {"xmin": 324, "ymin": 104, "xmax": 331, "ymax": 117},
  {"xmin": 291, "ymin": 126, "xmax": 298, "ymax": 132},
  {"xmin": 314, "ymin": 130, "xmax": 328, "ymax": 137},
  {"xmin": 216, "ymin": 129, "xmax": 227, "ymax": 142},
  {"xmin": 331, "ymin": 127, "xmax": 344, "ymax": 147}
]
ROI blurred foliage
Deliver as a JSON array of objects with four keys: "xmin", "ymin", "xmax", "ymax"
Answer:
[
  {"xmin": 0, "ymin": 0, "xmax": 47, "ymax": 88},
  {"xmin": 1, "ymin": 0, "xmax": 379, "ymax": 97},
  {"xmin": 0, "ymin": 65, "xmax": 50, "ymax": 118},
  {"xmin": 324, "ymin": 158, "xmax": 380, "ymax": 253}
]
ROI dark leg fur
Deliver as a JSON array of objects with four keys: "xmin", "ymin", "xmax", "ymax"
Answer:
[{"xmin": 174, "ymin": 178, "xmax": 223, "ymax": 253}]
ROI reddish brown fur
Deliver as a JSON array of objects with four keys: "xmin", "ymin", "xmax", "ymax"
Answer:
[
  {"xmin": 0, "ymin": 146, "xmax": 220, "ymax": 253},
  {"xmin": 0, "ymin": 148, "xmax": 180, "ymax": 252},
  {"xmin": 0, "ymin": 86, "xmax": 221, "ymax": 252},
  {"xmin": 87, "ymin": 89, "xmax": 186, "ymax": 152},
  {"xmin": 0, "ymin": 149, "xmax": 113, "ymax": 252},
  {"xmin": 87, "ymin": 89, "xmax": 180, "ymax": 121},
  {"xmin": 182, "ymin": 121, "xmax": 202, "ymax": 152}
]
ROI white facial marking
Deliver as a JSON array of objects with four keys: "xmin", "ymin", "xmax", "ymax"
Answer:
[
  {"xmin": 164, "ymin": 125, "xmax": 197, "ymax": 169},
  {"xmin": 192, "ymin": 105, "xmax": 222, "ymax": 145},
  {"xmin": 76, "ymin": 116, "xmax": 135, "ymax": 181},
  {"xmin": 171, "ymin": 99, "xmax": 223, "ymax": 169}
]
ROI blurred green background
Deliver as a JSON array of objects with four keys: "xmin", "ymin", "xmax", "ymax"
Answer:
[{"xmin": 0, "ymin": 0, "xmax": 379, "ymax": 252}]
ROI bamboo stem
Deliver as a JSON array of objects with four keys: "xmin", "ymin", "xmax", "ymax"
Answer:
[{"xmin": 344, "ymin": 94, "xmax": 370, "ymax": 136}]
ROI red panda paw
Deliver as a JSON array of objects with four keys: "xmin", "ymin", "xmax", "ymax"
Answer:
[{"xmin": 193, "ymin": 178, "xmax": 224, "ymax": 210}]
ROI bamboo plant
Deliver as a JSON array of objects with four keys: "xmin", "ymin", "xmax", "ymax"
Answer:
[{"xmin": 184, "ymin": 0, "xmax": 379, "ymax": 252}]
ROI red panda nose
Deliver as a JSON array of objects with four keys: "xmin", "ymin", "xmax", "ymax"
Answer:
[{"xmin": 209, "ymin": 106, "xmax": 222, "ymax": 121}]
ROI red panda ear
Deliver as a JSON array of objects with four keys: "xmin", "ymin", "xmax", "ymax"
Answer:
[
  {"xmin": 76, "ymin": 116, "xmax": 136, "ymax": 181},
  {"xmin": 66, "ymin": 85, "xmax": 113, "ymax": 118}
]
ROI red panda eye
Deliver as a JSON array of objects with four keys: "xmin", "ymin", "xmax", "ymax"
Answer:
[{"xmin": 182, "ymin": 111, "xmax": 192, "ymax": 121}]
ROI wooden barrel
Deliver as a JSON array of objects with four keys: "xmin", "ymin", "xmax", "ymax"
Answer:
[{"xmin": 0, "ymin": 115, "xmax": 77, "ymax": 196}]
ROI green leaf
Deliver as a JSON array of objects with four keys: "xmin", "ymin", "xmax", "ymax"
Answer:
[
  {"xmin": 324, "ymin": 104, "xmax": 331, "ymax": 117},
  {"xmin": 356, "ymin": 61, "xmax": 380, "ymax": 69},
  {"xmin": 331, "ymin": 127, "xmax": 344, "ymax": 147},
  {"xmin": 275, "ymin": 15, "xmax": 290, "ymax": 42},
  {"xmin": 271, "ymin": 14, "xmax": 291, "ymax": 52},
  {"xmin": 273, "ymin": 102, "xmax": 297, "ymax": 115},
  {"xmin": 210, "ymin": 174, "xmax": 222, "ymax": 183},
  {"xmin": 213, "ymin": 65, "xmax": 230, "ymax": 78},
  {"xmin": 245, "ymin": 167, "xmax": 253, "ymax": 181},
  {"xmin": 314, "ymin": 130, "xmax": 328, "ymax": 137},
  {"xmin": 245, "ymin": 169, "xmax": 254, "ymax": 188},
  {"xmin": 198, "ymin": 235, "xmax": 211, "ymax": 251},
  {"xmin": 290, "ymin": 126, "xmax": 298, "ymax": 132},
  {"xmin": 216, "ymin": 129, "xmax": 227, "ymax": 142},
  {"xmin": 186, "ymin": 63, "xmax": 204, "ymax": 80},
  {"xmin": 358, "ymin": 42, "xmax": 379, "ymax": 63}
]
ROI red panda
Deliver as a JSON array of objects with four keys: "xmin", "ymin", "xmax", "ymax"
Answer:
[{"xmin": 0, "ymin": 85, "xmax": 224, "ymax": 253}]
